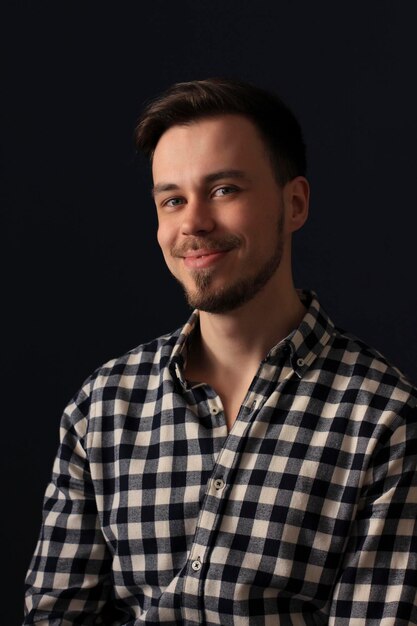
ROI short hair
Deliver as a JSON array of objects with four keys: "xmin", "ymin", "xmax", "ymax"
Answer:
[{"xmin": 134, "ymin": 78, "xmax": 307, "ymax": 185}]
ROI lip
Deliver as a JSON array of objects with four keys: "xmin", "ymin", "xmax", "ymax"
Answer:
[{"xmin": 182, "ymin": 249, "xmax": 229, "ymax": 269}]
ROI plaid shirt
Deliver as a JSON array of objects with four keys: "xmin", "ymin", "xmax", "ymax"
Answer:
[{"xmin": 24, "ymin": 291, "xmax": 417, "ymax": 625}]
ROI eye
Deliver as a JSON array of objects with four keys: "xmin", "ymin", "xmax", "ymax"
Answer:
[
  {"xmin": 213, "ymin": 185, "xmax": 238, "ymax": 197},
  {"xmin": 162, "ymin": 196, "xmax": 185, "ymax": 209}
]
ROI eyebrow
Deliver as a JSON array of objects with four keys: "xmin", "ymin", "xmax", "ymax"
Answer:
[{"xmin": 152, "ymin": 169, "xmax": 249, "ymax": 197}]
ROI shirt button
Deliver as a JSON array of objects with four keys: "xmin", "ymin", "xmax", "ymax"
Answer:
[
  {"xmin": 211, "ymin": 407, "xmax": 219, "ymax": 415},
  {"xmin": 191, "ymin": 559, "xmax": 202, "ymax": 571},
  {"xmin": 296, "ymin": 358, "xmax": 305, "ymax": 367},
  {"xmin": 214, "ymin": 478, "xmax": 225, "ymax": 490}
]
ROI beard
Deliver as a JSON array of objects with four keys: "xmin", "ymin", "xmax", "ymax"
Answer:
[{"xmin": 172, "ymin": 213, "xmax": 285, "ymax": 314}]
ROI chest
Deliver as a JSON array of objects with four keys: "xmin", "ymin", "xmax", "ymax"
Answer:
[{"xmin": 89, "ymin": 386, "xmax": 371, "ymax": 559}]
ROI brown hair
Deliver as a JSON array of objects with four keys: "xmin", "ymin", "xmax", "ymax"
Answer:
[{"xmin": 134, "ymin": 78, "xmax": 306, "ymax": 185}]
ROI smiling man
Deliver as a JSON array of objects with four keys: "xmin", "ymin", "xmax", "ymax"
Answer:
[{"xmin": 24, "ymin": 79, "xmax": 417, "ymax": 624}]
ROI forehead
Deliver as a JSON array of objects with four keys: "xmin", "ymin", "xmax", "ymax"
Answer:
[{"xmin": 152, "ymin": 114, "xmax": 271, "ymax": 182}]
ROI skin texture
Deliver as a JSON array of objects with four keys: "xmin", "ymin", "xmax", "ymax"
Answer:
[{"xmin": 152, "ymin": 114, "xmax": 310, "ymax": 427}]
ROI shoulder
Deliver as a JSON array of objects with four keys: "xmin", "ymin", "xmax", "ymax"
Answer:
[
  {"xmin": 331, "ymin": 326, "xmax": 414, "ymax": 385},
  {"xmin": 322, "ymin": 324, "xmax": 417, "ymax": 418},
  {"xmin": 93, "ymin": 326, "xmax": 182, "ymax": 384},
  {"xmin": 61, "ymin": 326, "xmax": 183, "ymax": 428},
  {"xmin": 297, "ymin": 290, "xmax": 416, "ymax": 410}
]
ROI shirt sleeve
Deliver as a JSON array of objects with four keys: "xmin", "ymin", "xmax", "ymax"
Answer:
[
  {"xmin": 23, "ymin": 379, "xmax": 121, "ymax": 625},
  {"xmin": 330, "ymin": 404, "xmax": 417, "ymax": 624}
]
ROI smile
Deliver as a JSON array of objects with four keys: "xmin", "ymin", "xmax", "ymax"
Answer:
[{"xmin": 182, "ymin": 250, "xmax": 229, "ymax": 269}]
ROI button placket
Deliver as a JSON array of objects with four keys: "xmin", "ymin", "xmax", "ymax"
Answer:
[{"xmin": 183, "ymin": 414, "xmax": 251, "ymax": 619}]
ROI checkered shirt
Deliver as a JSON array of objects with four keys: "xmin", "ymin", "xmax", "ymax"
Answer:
[{"xmin": 24, "ymin": 291, "xmax": 417, "ymax": 625}]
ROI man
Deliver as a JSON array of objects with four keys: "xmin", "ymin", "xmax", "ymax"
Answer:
[{"xmin": 24, "ymin": 78, "xmax": 417, "ymax": 624}]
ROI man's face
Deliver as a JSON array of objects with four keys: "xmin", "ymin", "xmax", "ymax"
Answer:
[{"xmin": 152, "ymin": 114, "xmax": 292, "ymax": 314}]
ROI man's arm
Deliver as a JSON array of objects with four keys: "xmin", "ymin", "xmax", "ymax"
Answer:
[
  {"xmin": 23, "ymin": 381, "xmax": 119, "ymax": 624},
  {"xmin": 330, "ymin": 404, "xmax": 417, "ymax": 624}
]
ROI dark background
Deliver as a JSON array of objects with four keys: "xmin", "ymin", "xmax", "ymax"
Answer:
[{"xmin": 3, "ymin": 2, "xmax": 417, "ymax": 624}]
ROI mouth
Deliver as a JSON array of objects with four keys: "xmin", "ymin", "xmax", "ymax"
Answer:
[{"xmin": 182, "ymin": 249, "xmax": 230, "ymax": 269}]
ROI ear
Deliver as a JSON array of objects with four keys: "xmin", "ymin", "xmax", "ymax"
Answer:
[{"xmin": 283, "ymin": 176, "xmax": 310, "ymax": 233}]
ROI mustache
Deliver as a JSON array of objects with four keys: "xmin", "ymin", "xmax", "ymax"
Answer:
[{"xmin": 171, "ymin": 235, "xmax": 241, "ymax": 257}]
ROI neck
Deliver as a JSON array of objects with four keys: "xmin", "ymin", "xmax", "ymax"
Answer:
[
  {"xmin": 184, "ymin": 271, "xmax": 306, "ymax": 430},
  {"xmin": 186, "ymin": 274, "xmax": 306, "ymax": 380}
]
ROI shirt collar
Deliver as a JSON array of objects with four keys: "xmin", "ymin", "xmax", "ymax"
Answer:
[
  {"xmin": 272, "ymin": 290, "xmax": 335, "ymax": 378},
  {"xmin": 169, "ymin": 290, "xmax": 335, "ymax": 384}
]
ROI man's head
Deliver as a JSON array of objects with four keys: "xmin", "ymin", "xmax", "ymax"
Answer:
[
  {"xmin": 135, "ymin": 79, "xmax": 309, "ymax": 314},
  {"xmin": 135, "ymin": 77, "xmax": 306, "ymax": 186}
]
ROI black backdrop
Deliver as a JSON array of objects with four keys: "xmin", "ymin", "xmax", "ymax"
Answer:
[{"xmin": 3, "ymin": 2, "xmax": 417, "ymax": 624}]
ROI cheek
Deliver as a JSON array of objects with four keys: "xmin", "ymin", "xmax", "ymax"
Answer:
[
  {"xmin": 156, "ymin": 224, "xmax": 180, "ymax": 271},
  {"xmin": 156, "ymin": 222, "xmax": 172, "ymax": 251}
]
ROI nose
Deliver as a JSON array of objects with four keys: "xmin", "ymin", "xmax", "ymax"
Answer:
[{"xmin": 181, "ymin": 196, "xmax": 215, "ymax": 236}]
